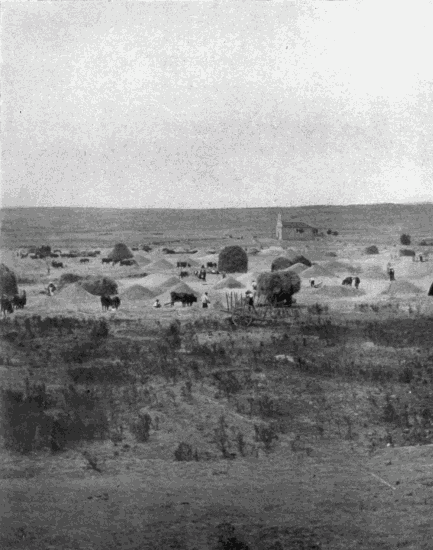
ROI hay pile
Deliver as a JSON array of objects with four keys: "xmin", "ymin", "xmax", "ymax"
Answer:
[
  {"xmin": 122, "ymin": 285, "xmax": 155, "ymax": 300},
  {"xmin": 324, "ymin": 261, "xmax": 362, "ymax": 275},
  {"xmin": 0, "ymin": 263, "xmax": 18, "ymax": 296},
  {"xmin": 79, "ymin": 276, "xmax": 118, "ymax": 296},
  {"xmin": 313, "ymin": 285, "xmax": 366, "ymax": 298},
  {"xmin": 134, "ymin": 254, "xmax": 151, "ymax": 266},
  {"xmin": 271, "ymin": 257, "xmax": 293, "ymax": 272},
  {"xmin": 365, "ymin": 245, "xmax": 379, "ymax": 255},
  {"xmin": 286, "ymin": 254, "xmax": 312, "ymax": 267},
  {"xmin": 300, "ymin": 265, "xmax": 335, "ymax": 278},
  {"xmin": 214, "ymin": 276, "xmax": 245, "ymax": 290},
  {"xmin": 285, "ymin": 263, "xmax": 308, "ymax": 274},
  {"xmin": 381, "ymin": 280, "xmax": 423, "ymax": 296},
  {"xmin": 156, "ymin": 276, "xmax": 182, "ymax": 290},
  {"xmin": 256, "ymin": 271, "xmax": 301, "ymax": 303},
  {"xmin": 399, "ymin": 249, "xmax": 416, "ymax": 257},
  {"xmin": 108, "ymin": 243, "xmax": 134, "ymax": 262},
  {"xmin": 218, "ymin": 246, "xmax": 248, "ymax": 273},
  {"xmin": 148, "ymin": 258, "xmax": 175, "ymax": 270},
  {"xmin": 155, "ymin": 281, "xmax": 200, "ymax": 304},
  {"xmin": 361, "ymin": 265, "xmax": 388, "ymax": 280},
  {"xmin": 58, "ymin": 273, "xmax": 83, "ymax": 291},
  {"xmin": 58, "ymin": 283, "xmax": 98, "ymax": 304}
]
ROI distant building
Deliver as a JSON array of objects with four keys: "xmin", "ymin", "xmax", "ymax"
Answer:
[{"xmin": 276, "ymin": 213, "xmax": 318, "ymax": 241}]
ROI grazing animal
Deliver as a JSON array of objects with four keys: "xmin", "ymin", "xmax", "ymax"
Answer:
[
  {"xmin": 342, "ymin": 277, "xmax": 353, "ymax": 286},
  {"xmin": 100, "ymin": 295, "xmax": 121, "ymax": 311},
  {"xmin": 101, "ymin": 258, "xmax": 112, "ymax": 264},
  {"xmin": 170, "ymin": 291, "xmax": 197, "ymax": 307},
  {"xmin": 207, "ymin": 262, "xmax": 217, "ymax": 268},
  {"xmin": 51, "ymin": 261, "xmax": 64, "ymax": 269},
  {"xmin": 80, "ymin": 258, "xmax": 90, "ymax": 264},
  {"xmin": 179, "ymin": 271, "xmax": 189, "ymax": 278},
  {"xmin": 1, "ymin": 296, "xmax": 14, "ymax": 317},
  {"xmin": 428, "ymin": 283, "xmax": 433, "ymax": 297},
  {"xmin": 120, "ymin": 259, "xmax": 135, "ymax": 266},
  {"xmin": 12, "ymin": 291, "xmax": 26, "ymax": 309},
  {"xmin": 50, "ymin": 253, "xmax": 59, "ymax": 258},
  {"xmin": 354, "ymin": 276, "xmax": 361, "ymax": 289}
]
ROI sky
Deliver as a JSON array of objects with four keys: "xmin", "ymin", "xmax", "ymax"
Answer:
[{"xmin": 2, "ymin": 0, "xmax": 433, "ymax": 209}]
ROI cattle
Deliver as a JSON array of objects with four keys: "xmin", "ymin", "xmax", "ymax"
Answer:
[
  {"xmin": 177, "ymin": 261, "xmax": 188, "ymax": 268},
  {"xmin": 51, "ymin": 261, "xmax": 64, "ymax": 269},
  {"xmin": 179, "ymin": 271, "xmax": 189, "ymax": 278},
  {"xmin": 101, "ymin": 295, "xmax": 121, "ymax": 311},
  {"xmin": 120, "ymin": 259, "xmax": 135, "ymax": 266},
  {"xmin": 271, "ymin": 292, "xmax": 293, "ymax": 307},
  {"xmin": 80, "ymin": 258, "xmax": 90, "ymax": 264},
  {"xmin": 207, "ymin": 262, "xmax": 217, "ymax": 268},
  {"xmin": 170, "ymin": 291, "xmax": 197, "ymax": 307},
  {"xmin": 1, "ymin": 296, "xmax": 14, "ymax": 317},
  {"xmin": 101, "ymin": 258, "xmax": 112, "ymax": 264},
  {"xmin": 342, "ymin": 277, "xmax": 353, "ymax": 286},
  {"xmin": 12, "ymin": 291, "xmax": 26, "ymax": 309},
  {"xmin": 50, "ymin": 254, "xmax": 59, "ymax": 258}
]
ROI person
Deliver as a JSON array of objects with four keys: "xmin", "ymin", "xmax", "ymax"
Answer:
[
  {"xmin": 252, "ymin": 280, "xmax": 257, "ymax": 291},
  {"xmin": 47, "ymin": 282, "xmax": 56, "ymax": 296},
  {"xmin": 153, "ymin": 299, "xmax": 161, "ymax": 308},
  {"xmin": 310, "ymin": 277, "xmax": 315, "ymax": 288},
  {"xmin": 354, "ymin": 276, "xmax": 361, "ymax": 290},
  {"xmin": 199, "ymin": 266, "xmax": 206, "ymax": 282},
  {"xmin": 201, "ymin": 292, "xmax": 211, "ymax": 309},
  {"xmin": 420, "ymin": 254, "xmax": 424, "ymax": 263},
  {"xmin": 389, "ymin": 268, "xmax": 395, "ymax": 281},
  {"xmin": 245, "ymin": 290, "xmax": 256, "ymax": 313}
]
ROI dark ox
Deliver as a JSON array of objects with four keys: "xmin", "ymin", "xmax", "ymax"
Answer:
[
  {"xmin": 51, "ymin": 261, "xmax": 64, "ymax": 269},
  {"xmin": 1, "ymin": 296, "xmax": 14, "ymax": 317},
  {"xmin": 170, "ymin": 292, "xmax": 197, "ymax": 307},
  {"xmin": 207, "ymin": 262, "xmax": 217, "ymax": 268},
  {"xmin": 12, "ymin": 291, "xmax": 27, "ymax": 310},
  {"xmin": 342, "ymin": 277, "xmax": 353, "ymax": 286},
  {"xmin": 120, "ymin": 259, "xmax": 135, "ymax": 266},
  {"xmin": 100, "ymin": 295, "xmax": 121, "ymax": 311},
  {"xmin": 80, "ymin": 258, "xmax": 90, "ymax": 264},
  {"xmin": 101, "ymin": 258, "xmax": 112, "ymax": 264},
  {"xmin": 179, "ymin": 271, "xmax": 189, "ymax": 278},
  {"xmin": 177, "ymin": 262, "xmax": 190, "ymax": 268},
  {"xmin": 50, "ymin": 254, "xmax": 59, "ymax": 258}
]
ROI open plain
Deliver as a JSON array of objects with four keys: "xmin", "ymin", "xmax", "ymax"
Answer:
[{"xmin": 1, "ymin": 204, "xmax": 433, "ymax": 550}]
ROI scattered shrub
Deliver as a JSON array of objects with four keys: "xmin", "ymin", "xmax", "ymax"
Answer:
[
  {"xmin": 130, "ymin": 412, "xmax": 152, "ymax": 442},
  {"xmin": 0, "ymin": 264, "xmax": 19, "ymax": 296},
  {"xmin": 400, "ymin": 233, "xmax": 411, "ymax": 245},
  {"xmin": 218, "ymin": 246, "xmax": 248, "ymax": 273},
  {"xmin": 79, "ymin": 276, "xmax": 118, "ymax": 296},
  {"xmin": 365, "ymin": 245, "xmax": 379, "ymax": 255},
  {"xmin": 254, "ymin": 422, "xmax": 279, "ymax": 453},
  {"xmin": 90, "ymin": 318, "xmax": 109, "ymax": 340},
  {"xmin": 174, "ymin": 442, "xmax": 198, "ymax": 461}
]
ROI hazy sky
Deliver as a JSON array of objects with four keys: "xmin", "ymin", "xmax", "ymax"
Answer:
[{"xmin": 2, "ymin": 0, "xmax": 433, "ymax": 209}]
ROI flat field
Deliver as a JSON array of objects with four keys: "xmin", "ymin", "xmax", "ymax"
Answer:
[{"xmin": 1, "ymin": 205, "xmax": 433, "ymax": 549}]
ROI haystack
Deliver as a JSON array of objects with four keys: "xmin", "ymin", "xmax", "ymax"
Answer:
[
  {"xmin": 381, "ymin": 280, "xmax": 423, "ymax": 296},
  {"xmin": 271, "ymin": 257, "xmax": 293, "ymax": 272},
  {"xmin": 155, "ymin": 281, "xmax": 200, "ymax": 304},
  {"xmin": 58, "ymin": 273, "xmax": 83, "ymax": 291},
  {"xmin": 0, "ymin": 263, "xmax": 18, "ymax": 296},
  {"xmin": 107, "ymin": 243, "xmax": 134, "ymax": 262},
  {"xmin": 399, "ymin": 249, "xmax": 416, "ymax": 257},
  {"xmin": 324, "ymin": 261, "xmax": 362, "ymax": 275},
  {"xmin": 147, "ymin": 258, "xmax": 175, "ymax": 270},
  {"xmin": 214, "ymin": 276, "xmax": 245, "ymax": 290},
  {"xmin": 285, "ymin": 262, "xmax": 308, "ymax": 274},
  {"xmin": 122, "ymin": 285, "xmax": 155, "ymax": 300},
  {"xmin": 365, "ymin": 245, "xmax": 379, "ymax": 255},
  {"xmin": 133, "ymin": 254, "xmax": 151, "ymax": 266},
  {"xmin": 300, "ymin": 265, "xmax": 335, "ymax": 279},
  {"xmin": 256, "ymin": 271, "xmax": 301, "ymax": 304},
  {"xmin": 286, "ymin": 254, "xmax": 312, "ymax": 267},
  {"xmin": 314, "ymin": 285, "xmax": 366, "ymax": 298},
  {"xmin": 58, "ymin": 283, "xmax": 97, "ymax": 304},
  {"xmin": 79, "ymin": 275, "xmax": 118, "ymax": 296},
  {"xmin": 218, "ymin": 246, "xmax": 248, "ymax": 273},
  {"xmin": 362, "ymin": 265, "xmax": 388, "ymax": 280},
  {"xmin": 156, "ymin": 276, "xmax": 182, "ymax": 290}
]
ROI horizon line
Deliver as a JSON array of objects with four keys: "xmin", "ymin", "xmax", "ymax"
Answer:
[{"xmin": 1, "ymin": 201, "xmax": 433, "ymax": 211}]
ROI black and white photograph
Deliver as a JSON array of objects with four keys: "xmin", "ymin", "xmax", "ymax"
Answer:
[{"xmin": 1, "ymin": 1, "xmax": 433, "ymax": 548}]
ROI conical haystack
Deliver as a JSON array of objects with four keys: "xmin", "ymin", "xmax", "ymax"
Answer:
[
  {"xmin": 122, "ymin": 285, "xmax": 155, "ymax": 300},
  {"xmin": 156, "ymin": 281, "xmax": 200, "ymax": 304},
  {"xmin": 107, "ymin": 243, "xmax": 134, "ymax": 262},
  {"xmin": 285, "ymin": 262, "xmax": 308, "ymax": 274},
  {"xmin": 156, "ymin": 276, "xmax": 182, "ymax": 290},
  {"xmin": 58, "ymin": 283, "xmax": 97, "ymax": 304},
  {"xmin": 133, "ymin": 254, "xmax": 151, "ymax": 266},
  {"xmin": 148, "ymin": 258, "xmax": 175, "ymax": 270},
  {"xmin": 214, "ymin": 276, "xmax": 246, "ymax": 290},
  {"xmin": 79, "ymin": 275, "xmax": 118, "ymax": 296},
  {"xmin": 0, "ymin": 263, "xmax": 18, "ymax": 296},
  {"xmin": 301, "ymin": 265, "xmax": 335, "ymax": 278},
  {"xmin": 381, "ymin": 280, "xmax": 423, "ymax": 296}
]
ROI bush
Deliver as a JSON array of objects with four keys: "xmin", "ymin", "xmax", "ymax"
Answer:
[
  {"xmin": 218, "ymin": 246, "xmax": 248, "ymax": 273},
  {"xmin": 130, "ymin": 412, "xmax": 151, "ymax": 442},
  {"xmin": 332, "ymin": 231, "xmax": 339, "ymax": 236},
  {"xmin": 400, "ymin": 234, "xmax": 411, "ymax": 245},
  {"xmin": 327, "ymin": 229, "xmax": 332, "ymax": 235},
  {"xmin": 0, "ymin": 264, "xmax": 19, "ymax": 296},
  {"xmin": 174, "ymin": 442, "xmax": 199, "ymax": 461},
  {"xmin": 365, "ymin": 245, "xmax": 379, "ymax": 255},
  {"xmin": 271, "ymin": 257, "xmax": 292, "ymax": 272},
  {"xmin": 399, "ymin": 249, "xmax": 415, "ymax": 257}
]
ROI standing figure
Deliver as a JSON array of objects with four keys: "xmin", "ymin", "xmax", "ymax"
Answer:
[
  {"xmin": 153, "ymin": 299, "xmax": 161, "ymax": 308},
  {"xmin": 389, "ymin": 268, "xmax": 395, "ymax": 281},
  {"xmin": 245, "ymin": 290, "xmax": 256, "ymax": 313},
  {"xmin": 201, "ymin": 292, "xmax": 211, "ymax": 309},
  {"xmin": 309, "ymin": 277, "xmax": 315, "ymax": 288},
  {"xmin": 354, "ymin": 276, "xmax": 361, "ymax": 290}
]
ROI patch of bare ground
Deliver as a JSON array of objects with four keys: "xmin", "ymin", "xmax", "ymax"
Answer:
[{"xmin": 2, "ymin": 305, "xmax": 433, "ymax": 549}]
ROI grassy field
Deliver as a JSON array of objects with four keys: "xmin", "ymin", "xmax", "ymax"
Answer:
[{"xmin": 1, "ymin": 204, "xmax": 433, "ymax": 549}]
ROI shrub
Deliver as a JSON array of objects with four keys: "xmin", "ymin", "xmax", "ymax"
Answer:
[
  {"xmin": 130, "ymin": 412, "xmax": 151, "ymax": 442},
  {"xmin": 90, "ymin": 318, "xmax": 109, "ymax": 340},
  {"xmin": 271, "ymin": 257, "xmax": 293, "ymax": 272},
  {"xmin": 332, "ymin": 231, "xmax": 339, "ymax": 236},
  {"xmin": 35, "ymin": 245, "xmax": 51, "ymax": 258},
  {"xmin": 365, "ymin": 245, "xmax": 379, "ymax": 255},
  {"xmin": 218, "ymin": 246, "xmax": 248, "ymax": 273},
  {"xmin": 327, "ymin": 229, "xmax": 333, "ymax": 235},
  {"xmin": 399, "ymin": 249, "xmax": 415, "ymax": 257},
  {"xmin": 254, "ymin": 422, "xmax": 279, "ymax": 453},
  {"xmin": 0, "ymin": 264, "xmax": 19, "ymax": 296},
  {"xmin": 174, "ymin": 442, "xmax": 198, "ymax": 461},
  {"xmin": 400, "ymin": 234, "xmax": 411, "ymax": 245}
]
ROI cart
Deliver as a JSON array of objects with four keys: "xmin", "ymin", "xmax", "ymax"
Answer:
[{"xmin": 222, "ymin": 292, "xmax": 297, "ymax": 327}]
